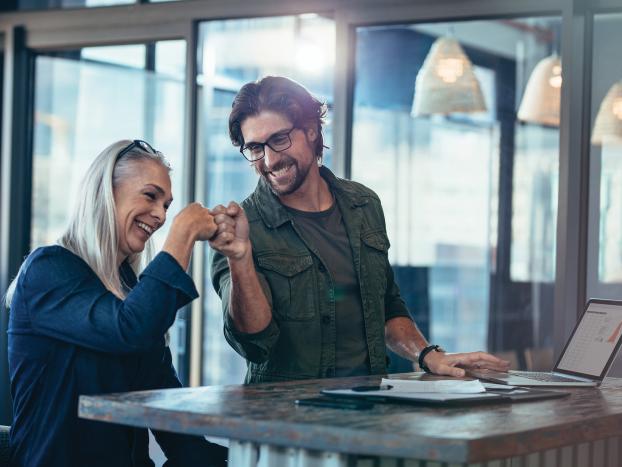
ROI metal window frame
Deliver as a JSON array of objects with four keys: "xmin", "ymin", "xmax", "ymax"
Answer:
[
  {"xmin": 0, "ymin": 26, "xmax": 35, "ymax": 425},
  {"xmin": 555, "ymin": 0, "xmax": 591, "ymax": 357},
  {"xmin": 0, "ymin": 0, "xmax": 611, "ymax": 405},
  {"xmin": 185, "ymin": 19, "xmax": 202, "ymax": 387}
]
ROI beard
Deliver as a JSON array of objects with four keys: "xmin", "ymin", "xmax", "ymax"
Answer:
[{"xmin": 257, "ymin": 154, "xmax": 313, "ymax": 197}]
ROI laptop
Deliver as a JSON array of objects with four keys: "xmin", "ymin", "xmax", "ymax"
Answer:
[{"xmin": 468, "ymin": 298, "xmax": 622, "ymax": 387}]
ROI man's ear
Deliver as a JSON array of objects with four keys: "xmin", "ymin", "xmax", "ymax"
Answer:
[{"xmin": 305, "ymin": 126, "xmax": 318, "ymax": 142}]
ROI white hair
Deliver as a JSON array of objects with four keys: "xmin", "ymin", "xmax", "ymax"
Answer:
[{"xmin": 5, "ymin": 139, "xmax": 171, "ymax": 307}]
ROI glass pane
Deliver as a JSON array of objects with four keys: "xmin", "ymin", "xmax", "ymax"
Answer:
[
  {"xmin": 31, "ymin": 41, "xmax": 188, "ymax": 377},
  {"xmin": 81, "ymin": 45, "xmax": 145, "ymax": 69},
  {"xmin": 18, "ymin": 0, "xmax": 133, "ymax": 10},
  {"xmin": 198, "ymin": 15, "xmax": 335, "ymax": 385},
  {"xmin": 587, "ymin": 13, "xmax": 622, "ymax": 294},
  {"xmin": 352, "ymin": 18, "xmax": 561, "ymax": 371}
]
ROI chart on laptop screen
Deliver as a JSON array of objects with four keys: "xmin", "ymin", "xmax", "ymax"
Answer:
[{"xmin": 557, "ymin": 302, "xmax": 622, "ymax": 376}]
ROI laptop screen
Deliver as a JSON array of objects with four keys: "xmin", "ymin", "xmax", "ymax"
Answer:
[{"xmin": 556, "ymin": 300, "xmax": 622, "ymax": 379}]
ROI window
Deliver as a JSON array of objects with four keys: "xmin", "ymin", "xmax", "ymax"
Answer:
[
  {"xmin": 587, "ymin": 13, "xmax": 622, "ymax": 296},
  {"xmin": 352, "ymin": 18, "xmax": 561, "ymax": 369},
  {"xmin": 31, "ymin": 41, "xmax": 188, "ymax": 376},
  {"xmin": 197, "ymin": 14, "xmax": 335, "ymax": 385}
]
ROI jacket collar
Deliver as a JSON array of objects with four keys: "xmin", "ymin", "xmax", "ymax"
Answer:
[{"xmin": 252, "ymin": 166, "xmax": 369, "ymax": 229}]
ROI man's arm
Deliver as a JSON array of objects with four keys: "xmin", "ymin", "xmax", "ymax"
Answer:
[
  {"xmin": 385, "ymin": 317, "xmax": 510, "ymax": 377},
  {"xmin": 227, "ymin": 250, "xmax": 272, "ymax": 333},
  {"xmin": 209, "ymin": 202, "xmax": 271, "ymax": 334},
  {"xmin": 376, "ymin": 202, "xmax": 509, "ymax": 377}
]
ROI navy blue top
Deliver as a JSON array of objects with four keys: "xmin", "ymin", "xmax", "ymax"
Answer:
[{"xmin": 7, "ymin": 245, "xmax": 226, "ymax": 467}]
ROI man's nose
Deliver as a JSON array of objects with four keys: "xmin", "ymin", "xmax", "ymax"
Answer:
[{"xmin": 263, "ymin": 145, "xmax": 281, "ymax": 168}]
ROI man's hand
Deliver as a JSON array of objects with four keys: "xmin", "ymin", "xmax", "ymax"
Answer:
[
  {"xmin": 208, "ymin": 202, "xmax": 250, "ymax": 261},
  {"xmin": 423, "ymin": 350, "xmax": 510, "ymax": 378}
]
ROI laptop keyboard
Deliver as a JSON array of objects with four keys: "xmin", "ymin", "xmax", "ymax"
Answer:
[{"xmin": 511, "ymin": 371, "xmax": 577, "ymax": 382}]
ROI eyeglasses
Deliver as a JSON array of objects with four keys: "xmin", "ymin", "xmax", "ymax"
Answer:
[
  {"xmin": 116, "ymin": 139, "xmax": 161, "ymax": 161},
  {"xmin": 240, "ymin": 127, "xmax": 296, "ymax": 162}
]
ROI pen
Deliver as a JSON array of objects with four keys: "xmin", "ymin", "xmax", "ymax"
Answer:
[{"xmin": 351, "ymin": 385, "xmax": 393, "ymax": 392}]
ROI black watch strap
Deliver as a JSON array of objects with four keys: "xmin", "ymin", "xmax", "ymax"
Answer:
[{"xmin": 418, "ymin": 344, "xmax": 443, "ymax": 373}]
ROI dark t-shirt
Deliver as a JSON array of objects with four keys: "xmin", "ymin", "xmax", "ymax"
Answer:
[{"xmin": 286, "ymin": 201, "xmax": 370, "ymax": 376}]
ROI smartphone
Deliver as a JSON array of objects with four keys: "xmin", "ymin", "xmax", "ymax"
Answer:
[{"xmin": 295, "ymin": 397, "xmax": 373, "ymax": 410}]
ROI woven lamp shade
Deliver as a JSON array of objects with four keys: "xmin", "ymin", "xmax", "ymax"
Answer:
[
  {"xmin": 517, "ymin": 55, "xmax": 562, "ymax": 126},
  {"xmin": 412, "ymin": 36, "xmax": 486, "ymax": 116},
  {"xmin": 592, "ymin": 81, "xmax": 622, "ymax": 146}
]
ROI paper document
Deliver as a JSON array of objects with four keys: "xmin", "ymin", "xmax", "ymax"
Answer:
[{"xmin": 381, "ymin": 378, "xmax": 486, "ymax": 394}]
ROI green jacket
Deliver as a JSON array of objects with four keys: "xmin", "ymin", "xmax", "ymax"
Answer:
[{"xmin": 210, "ymin": 166, "xmax": 411, "ymax": 383}]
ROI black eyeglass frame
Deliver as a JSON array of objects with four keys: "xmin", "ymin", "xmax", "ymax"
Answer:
[
  {"xmin": 239, "ymin": 127, "xmax": 296, "ymax": 162},
  {"xmin": 116, "ymin": 139, "xmax": 160, "ymax": 162}
]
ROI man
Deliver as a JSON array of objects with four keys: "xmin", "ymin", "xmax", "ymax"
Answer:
[{"xmin": 209, "ymin": 76, "xmax": 508, "ymax": 383}]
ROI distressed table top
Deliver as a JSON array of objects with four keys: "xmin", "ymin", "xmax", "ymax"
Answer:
[{"xmin": 78, "ymin": 373, "xmax": 622, "ymax": 463}]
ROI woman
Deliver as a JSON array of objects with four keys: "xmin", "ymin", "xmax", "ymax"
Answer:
[{"xmin": 5, "ymin": 140, "xmax": 227, "ymax": 467}]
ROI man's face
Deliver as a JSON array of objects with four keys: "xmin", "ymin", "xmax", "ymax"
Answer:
[{"xmin": 241, "ymin": 110, "xmax": 317, "ymax": 197}]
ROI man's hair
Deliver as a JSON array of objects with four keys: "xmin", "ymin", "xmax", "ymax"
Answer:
[{"xmin": 229, "ymin": 76, "xmax": 328, "ymax": 160}]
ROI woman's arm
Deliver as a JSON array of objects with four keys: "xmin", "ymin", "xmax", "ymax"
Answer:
[
  {"xmin": 21, "ymin": 203, "xmax": 217, "ymax": 354},
  {"xmin": 22, "ymin": 248, "xmax": 195, "ymax": 354}
]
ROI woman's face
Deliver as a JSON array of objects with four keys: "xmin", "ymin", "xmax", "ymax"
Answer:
[{"xmin": 113, "ymin": 159, "xmax": 173, "ymax": 263}]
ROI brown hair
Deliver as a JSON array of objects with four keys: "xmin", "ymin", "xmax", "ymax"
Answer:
[{"xmin": 229, "ymin": 76, "xmax": 328, "ymax": 160}]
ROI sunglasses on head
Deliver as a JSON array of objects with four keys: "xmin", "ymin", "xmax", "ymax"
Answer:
[{"xmin": 116, "ymin": 140, "xmax": 160, "ymax": 161}]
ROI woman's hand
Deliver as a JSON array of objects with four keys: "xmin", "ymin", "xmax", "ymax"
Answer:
[
  {"xmin": 163, "ymin": 202, "xmax": 216, "ymax": 270},
  {"xmin": 173, "ymin": 202, "xmax": 217, "ymax": 242}
]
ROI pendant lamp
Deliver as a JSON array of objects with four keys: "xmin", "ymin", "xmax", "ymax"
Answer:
[
  {"xmin": 517, "ymin": 54, "xmax": 562, "ymax": 126},
  {"xmin": 411, "ymin": 36, "xmax": 487, "ymax": 116},
  {"xmin": 591, "ymin": 81, "xmax": 622, "ymax": 146}
]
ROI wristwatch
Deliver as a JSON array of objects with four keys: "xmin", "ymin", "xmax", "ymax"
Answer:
[{"xmin": 418, "ymin": 344, "xmax": 445, "ymax": 373}]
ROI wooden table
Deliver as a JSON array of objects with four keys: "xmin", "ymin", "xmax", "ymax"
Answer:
[{"xmin": 78, "ymin": 373, "xmax": 622, "ymax": 467}]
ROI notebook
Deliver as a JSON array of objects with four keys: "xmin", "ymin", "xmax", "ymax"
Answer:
[
  {"xmin": 468, "ymin": 298, "xmax": 622, "ymax": 387},
  {"xmin": 321, "ymin": 384, "xmax": 568, "ymax": 406}
]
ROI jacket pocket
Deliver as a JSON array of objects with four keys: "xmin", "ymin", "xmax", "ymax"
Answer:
[
  {"xmin": 361, "ymin": 230, "xmax": 389, "ymax": 292},
  {"xmin": 257, "ymin": 253, "xmax": 316, "ymax": 321},
  {"xmin": 362, "ymin": 230, "xmax": 390, "ymax": 252}
]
